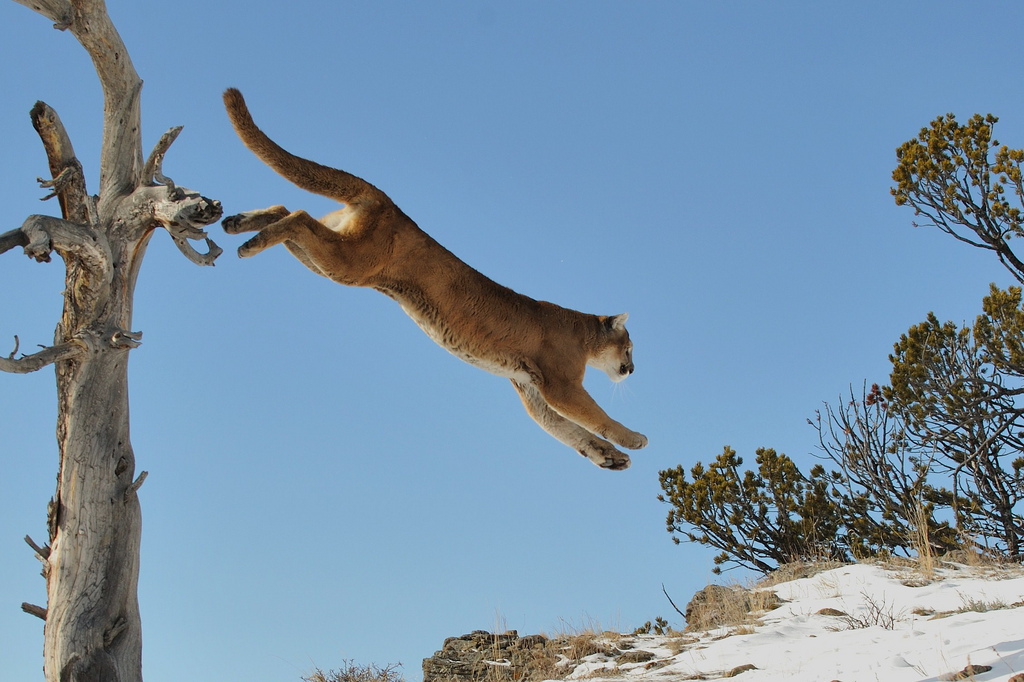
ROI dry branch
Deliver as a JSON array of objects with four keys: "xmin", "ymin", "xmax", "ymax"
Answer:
[
  {"xmin": 18, "ymin": 214, "xmax": 110, "ymax": 266},
  {"xmin": 142, "ymin": 125, "xmax": 183, "ymax": 189},
  {"xmin": 0, "ymin": 340, "xmax": 84, "ymax": 374},
  {"xmin": 171, "ymin": 234, "xmax": 224, "ymax": 266},
  {"xmin": 104, "ymin": 617, "xmax": 128, "ymax": 647},
  {"xmin": 124, "ymin": 471, "xmax": 147, "ymax": 501},
  {"xmin": 22, "ymin": 603, "xmax": 48, "ymax": 621},
  {"xmin": 662, "ymin": 583, "xmax": 687, "ymax": 620},
  {"xmin": 30, "ymin": 101, "xmax": 92, "ymax": 224},
  {"xmin": 25, "ymin": 534, "xmax": 51, "ymax": 560},
  {"xmin": 0, "ymin": 227, "xmax": 29, "ymax": 255}
]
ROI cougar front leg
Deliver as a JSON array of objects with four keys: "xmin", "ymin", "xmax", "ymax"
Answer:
[
  {"xmin": 537, "ymin": 381, "xmax": 648, "ymax": 451},
  {"xmin": 512, "ymin": 380, "xmax": 631, "ymax": 470},
  {"xmin": 222, "ymin": 205, "xmax": 290, "ymax": 234}
]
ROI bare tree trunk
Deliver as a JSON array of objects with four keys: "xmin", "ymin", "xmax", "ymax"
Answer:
[{"xmin": 1, "ymin": 2, "xmax": 222, "ymax": 680}]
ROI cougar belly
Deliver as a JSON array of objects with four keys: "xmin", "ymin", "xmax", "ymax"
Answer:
[{"xmin": 392, "ymin": 296, "xmax": 529, "ymax": 381}]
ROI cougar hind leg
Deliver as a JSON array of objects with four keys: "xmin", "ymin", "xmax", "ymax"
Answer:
[
  {"xmin": 222, "ymin": 206, "xmax": 329, "ymax": 275},
  {"xmin": 234, "ymin": 209, "xmax": 334, "ymax": 258},
  {"xmin": 282, "ymin": 241, "xmax": 329, "ymax": 278},
  {"xmin": 512, "ymin": 380, "xmax": 631, "ymax": 470},
  {"xmin": 222, "ymin": 205, "xmax": 290, "ymax": 234}
]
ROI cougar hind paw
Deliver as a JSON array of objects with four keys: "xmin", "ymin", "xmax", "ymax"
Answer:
[
  {"xmin": 221, "ymin": 213, "xmax": 247, "ymax": 234},
  {"xmin": 222, "ymin": 205, "xmax": 289, "ymax": 235}
]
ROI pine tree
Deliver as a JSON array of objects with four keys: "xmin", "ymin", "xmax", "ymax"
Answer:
[
  {"xmin": 658, "ymin": 447, "xmax": 844, "ymax": 574},
  {"xmin": 892, "ymin": 113, "xmax": 1024, "ymax": 283}
]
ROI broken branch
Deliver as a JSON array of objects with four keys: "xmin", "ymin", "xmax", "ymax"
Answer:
[
  {"xmin": 30, "ymin": 101, "xmax": 93, "ymax": 225},
  {"xmin": 0, "ymin": 340, "xmax": 84, "ymax": 374},
  {"xmin": 0, "ymin": 228, "xmax": 30, "ymax": 256},
  {"xmin": 171, "ymin": 234, "xmax": 224, "ymax": 266},
  {"xmin": 21, "ymin": 603, "xmax": 47, "ymax": 621},
  {"xmin": 24, "ymin": 535, "xmax": 51, "ymax": 560},
  {"xmin": 124, "ymin": 471, "xmax": 147, "ymax": 501},
  {"xmin": 109, "ymin": 330, "xmax": 143, "ymax": 350},
  {"xmin": 103, "ymin": 617, "xmax": 127, "ymax": 647},
  {"xmin": 37, "ymin": 167, "xmax": 74, "ymax": 201},
  {"xmin": 142, "ymin": 125, "xmax": 183, "ymax": 190},
  {"xmin": 17, "ymin": 214, "xmax": 111, "ymax": 274},
  {"xmin": 139, "ymin": 183, "xmax": 223, "ymax": 265},
  {"xmin": 662, "ymin": 583, "xmax": 687, "ymax": 620}
]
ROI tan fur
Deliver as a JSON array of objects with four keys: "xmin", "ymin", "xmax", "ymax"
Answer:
[{"xmin": 221, "ymin": 88, "xmax": 647, "ymax": 469}]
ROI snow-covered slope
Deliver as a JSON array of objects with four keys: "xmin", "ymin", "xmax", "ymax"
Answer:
[{"xmin": 563, "ymin": 563, "xmax": 1024, "ymax": 682}]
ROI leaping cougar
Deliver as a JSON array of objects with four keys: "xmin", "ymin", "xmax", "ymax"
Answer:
[{"xmin": 221, "ymin": 88, "xmax": 647, "ymax": 469}]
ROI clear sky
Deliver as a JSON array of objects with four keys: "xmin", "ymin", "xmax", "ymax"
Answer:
[{"xmin": 2, "ymin": 2, "xmax": 1023, "ymax": 681}]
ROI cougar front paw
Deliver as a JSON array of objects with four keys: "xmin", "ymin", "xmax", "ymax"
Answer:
[
  {"xmin": 579, "ymin": 439, "xmax": 631, "ymax": 471},
  {"xmin": 623, "ymin": 431, "xmax": 648, "ymax": 450},
  {"xmin": 604, "ymin": 428, "xmax": 648, "ymax": 450}
]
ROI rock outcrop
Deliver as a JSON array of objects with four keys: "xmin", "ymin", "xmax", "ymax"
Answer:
[
  {"xmin": 422, "ymin": 630, "xmax": 551, "ymax": 682},
  {"xmin": 683, "ymin": 584, "xmax": 783, "ymax": 632},
  {"xmin": 421, "ymin": 630, "xmax": 658, "ymax": 682}
]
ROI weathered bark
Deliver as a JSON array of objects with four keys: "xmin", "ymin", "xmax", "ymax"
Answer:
[{"xmin": 3, "ymin": 1, "xmax": 223, "ymax": 681}]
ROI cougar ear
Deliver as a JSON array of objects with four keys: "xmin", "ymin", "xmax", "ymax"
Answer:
[{"xmin": 606, "ymin": 313, "xmax": 629, "ymax": 331}]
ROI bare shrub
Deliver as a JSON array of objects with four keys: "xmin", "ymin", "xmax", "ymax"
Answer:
[
  {"xmin": 304, "ymin": 661, "xmax": 404, "ymax": 682},
  {"xmin": 831, "ymin": 592, "xmax": 905, "ymax": 631}
]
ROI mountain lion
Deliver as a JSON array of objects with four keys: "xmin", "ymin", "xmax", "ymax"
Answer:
[{"xmin": 221, "ymin": 88, "xmax": 647, "ymax": 469}]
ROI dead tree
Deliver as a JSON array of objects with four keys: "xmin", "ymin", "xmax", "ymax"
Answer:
[{"xmin": 0, "ymin": 1, "xmax": 222, "ymax": 680}]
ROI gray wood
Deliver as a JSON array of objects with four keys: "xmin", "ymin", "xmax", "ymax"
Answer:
[{"xmin": 2, "ymin": 1, "xmax": 223, "ymax": 680}]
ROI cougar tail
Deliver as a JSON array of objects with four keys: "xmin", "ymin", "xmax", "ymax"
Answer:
[{"xmin": 223, "ymin": 88, "xmax": 381, "ymax": 205}]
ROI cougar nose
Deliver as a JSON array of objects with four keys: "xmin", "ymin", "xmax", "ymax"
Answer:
[{"xmin": 620, "ymin": 362, "xmax": 634, "ymax": 376}]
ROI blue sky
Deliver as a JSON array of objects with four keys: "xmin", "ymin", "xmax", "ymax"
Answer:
[{"xmin": 2, "ymin": 2, "xmax": 1022, "ymax": 681}]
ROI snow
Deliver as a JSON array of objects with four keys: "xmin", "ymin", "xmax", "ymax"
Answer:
[{"xmin": 555, "ymin": 562, "xmax": 1024, "ymax": 682}]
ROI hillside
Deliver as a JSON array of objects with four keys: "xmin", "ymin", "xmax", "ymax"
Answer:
[{"xmin": 422, "ymin": 562, "xmax": 1024, "ymax": 682}]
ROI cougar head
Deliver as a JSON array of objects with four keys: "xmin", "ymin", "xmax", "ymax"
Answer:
[{"xmin": 592, "ymin": 313, "xmax": 635, "ymax": 383}]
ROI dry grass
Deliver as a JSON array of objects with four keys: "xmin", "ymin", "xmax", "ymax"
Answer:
[
  {"xmin": 942, "ymin": 543, "xmax": 1024, "ymax": 576},
  {"xmin": 542, "ymin": 616, "xmax": 631, "ymax": 662},
  {"xmin": 748, "ymin": 587, "xmax": 784, "ymax": 615},
  {"xmin": 563, "ymin": 632, "xmax": 611, "ymax": 661},
  {"xmin": 909, "ymin": 502, "xmax": 936, "ymax": 580},
  {"xmin": 814, "ymin": 568, "xmax": 846, "ymax": 598},
  {"xmin": 518, "ymin": 647, "xmax": 564, "ymax": 681},
  {"xmin": 665, "ymin": 634, "xmax": 699, "ymax": 655},
  {"xmin": 870, "ymin": 538, "xmax": 1024, "ymax": 585},
  {"xmin": 957, "ymin": 593, "xmax": 1013, "ymax": 613}
]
